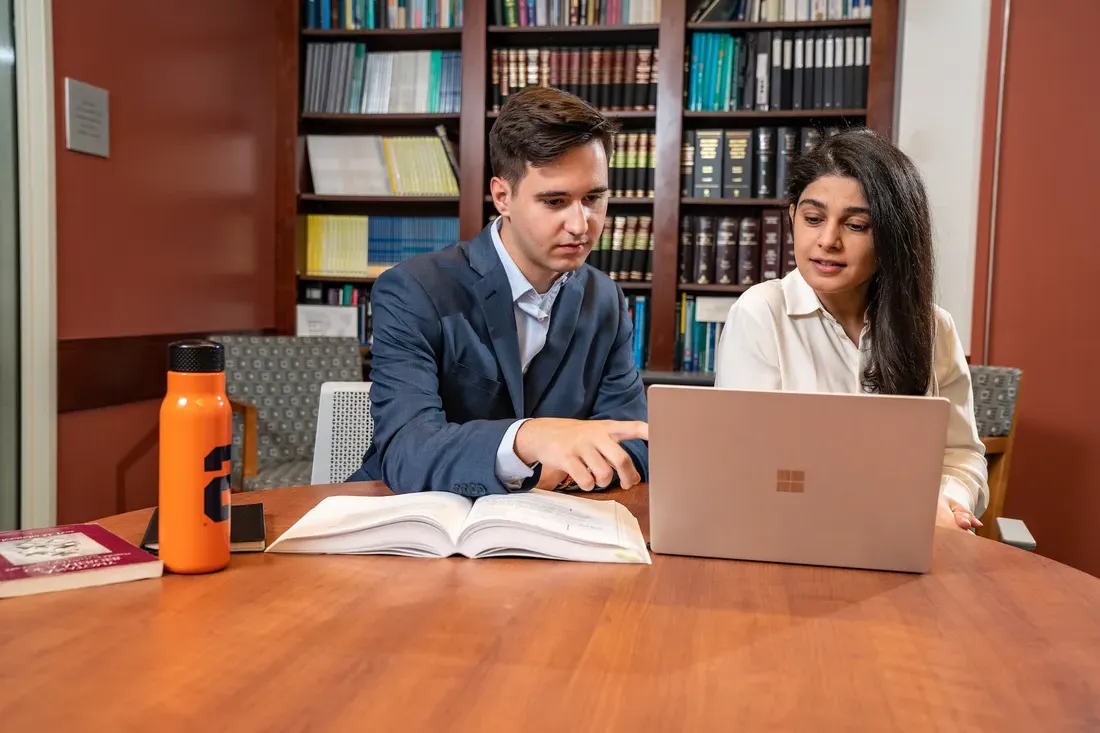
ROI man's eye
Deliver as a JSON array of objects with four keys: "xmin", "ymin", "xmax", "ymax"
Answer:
[
  {"xmin": 544, "ymin": 199, "xmax": 564, "ymax": 207},
  {"xmin": 584, "ymin": 194, "xmax": 603, "ymax": 203}
]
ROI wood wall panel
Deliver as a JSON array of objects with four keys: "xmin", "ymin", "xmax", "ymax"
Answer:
[
  {"xmin": 52, "ymin": 0, "xmax": 284, "ymax": 522},
  {"xmin": 52, "ymin": 0, "xmax": 279, "ymax": 340},
  {"xmin": 976, "ymin": 0, "xmax": 1100, "ymax": 577}
]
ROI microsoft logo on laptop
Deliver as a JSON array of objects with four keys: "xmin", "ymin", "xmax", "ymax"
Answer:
[{"xmin": 776, "ymin": 469, "xmax": 805, "ymax": 493}]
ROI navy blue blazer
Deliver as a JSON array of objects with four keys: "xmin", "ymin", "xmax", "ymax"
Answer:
[{"xmin": 346, "ymin": 223, "xmax": 649, "ymax": 496}]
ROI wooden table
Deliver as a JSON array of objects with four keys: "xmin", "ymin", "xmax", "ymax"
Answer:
[{"xmin": 2, "ymin": 483, "xmax": 1099, "ymax": 731}]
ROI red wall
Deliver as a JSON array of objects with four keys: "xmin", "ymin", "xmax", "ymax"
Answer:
[
  {"xmin": 975, "ymin": 0, "xmax": 1100, "ymax": 577},
  {"xmin": 53, "ymin": 0, "xmax": 280, "ymax": 522}
]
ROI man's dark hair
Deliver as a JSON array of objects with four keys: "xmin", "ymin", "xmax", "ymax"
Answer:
[{"xmin": 489, "ymin": 86, "xmax": 620, "ymax": 190}]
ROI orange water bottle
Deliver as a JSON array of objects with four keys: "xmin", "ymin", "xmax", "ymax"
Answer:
[{"xmin": 158, "ymin": 340, "xmax": 232, "ymax": 574}]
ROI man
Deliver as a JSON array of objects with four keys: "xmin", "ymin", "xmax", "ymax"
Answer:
[{"xmin": 347, "ymin": 85, "xmax": 649, "ymax": 496}]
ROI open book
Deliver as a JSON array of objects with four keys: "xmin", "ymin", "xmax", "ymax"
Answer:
[{"xmin": 266, "ymin": 489, "xmax": 650, "ymax": 564}]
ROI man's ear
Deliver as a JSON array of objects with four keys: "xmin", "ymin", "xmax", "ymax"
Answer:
[{"xmin": 489, "ymin": 177, "xmax": 511, "ymax": 217}]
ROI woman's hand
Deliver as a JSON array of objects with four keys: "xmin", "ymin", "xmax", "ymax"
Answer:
[{"xmin": 936, "ymin": 495, "xmax": 983, "ymax": 531}]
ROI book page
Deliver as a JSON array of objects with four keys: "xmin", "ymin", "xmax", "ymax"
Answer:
[
  {"xmin": 459, "ymin": 490, "xmax": 631, "ymax": 549},
  {"xmin": 269, "ymin": 493, "xmax": 473, "ymax": 546}
]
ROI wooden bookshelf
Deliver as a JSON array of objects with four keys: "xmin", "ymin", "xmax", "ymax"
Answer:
[{"xmin": 275, "ymin": 0, "xmax": 902, "ymax": 374}]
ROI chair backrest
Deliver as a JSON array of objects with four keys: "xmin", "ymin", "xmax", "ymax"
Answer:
[
  {"xmin": 213, "ymin": 336, "xmax": 364, "ymax": 481},
  {"xmin": 969, "ymin": 365, "xmax": 1022, "ymax": 437},
  {"xmin": 311, "ymin": 381, "xmax": 374, "ymax": 485},
  {"xmin": 968, "ymin": 364, "xmax": 1023, "ymax": 542}
]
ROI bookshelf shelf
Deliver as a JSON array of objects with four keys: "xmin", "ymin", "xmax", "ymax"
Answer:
[
  {"xmin": 681, "ymin": 198, "xmax": 787, "ymax": 206},
  {"xmin": 488, "ymin": 24, "xmax": 659, "ymax": 33},
  {"xmin": 299, "ymin": 194, "xmax": 460, "ymax": 204},
  {"xmin": 277, "ymin": 0, "xmax": 903, "ymax": 370},
  {"xmin": 486, "ymin": 110, "xmax": 656, "ymax": 120},
  {"xmin": 687, "ymin": 19, "xmax": 872, "ymax": 30},
  {"xmin": 683, "ymin": 109, "xmax": 867, "ymax": 119},
  {"xmin": 302, "ymin": 27, "xmax": 462, "ymax": 47},
  {"xmin": 298, "ymin": 274, "xmax": 378, "ymax": 284},
  {"xmin": 301, "ymin": 113, "xmax": 461, "ymax": 123},
  {"xmin": 482, "ymin": 195, "xmax": 654, "ymax": 205},
  {"xmin": 487, "ymin": 24, "xmax": 659, "ymax": 44},
  {"xmin": 678, "ymin": 284, "xmax": 751, "ymax": 295}
]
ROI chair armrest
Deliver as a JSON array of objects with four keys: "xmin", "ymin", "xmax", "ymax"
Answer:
[
  {"xmin": 229, "ymin": 399, "xmax": 258, "ymax": 481},
  {"xmin": 996, "ymin": 517, "xmax": 1036, "ymax": 551}
]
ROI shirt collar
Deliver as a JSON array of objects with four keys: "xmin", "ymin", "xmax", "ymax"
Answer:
[
  {"xmin": 782, "ymin": 268, "xmax": 823, "ymax": 316},
  {"xmin": 489, "ymin": 217, "xmax": 570, "ymax": 303},
  {"xmin": 782, "ymin": 268, "xmax": 869, "ymax": 325}
]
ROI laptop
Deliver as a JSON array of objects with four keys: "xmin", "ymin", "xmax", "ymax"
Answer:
[{"xmin": 647, "ymin": 385, "xmax": 951, "ymax": 573}]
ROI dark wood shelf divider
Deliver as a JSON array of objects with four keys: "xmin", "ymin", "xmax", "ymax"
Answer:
[
  {"xmin": 301, "ymin": 113, "xmax": 461, "ymax": 122},
  {"xmin": 683, "ymin": 109, "xmax": 867, "ymax": 119},
  {"xmin": 299, "ymin": 194, "xmax": 460, "ymax": 204},
  {"xmin": 688, "ymin": 19, "xmax": 871, "ymax": 30},
  {"xmin": 486, "ymin": 109, "xmax": 656, "ymax": 119},
  {"xmin": 682, "ymin": 197, "xmax": 788, "ymax": 206},
  {"xmin": 678, "ymin": 284, "xmax": 751, "ymax": 294},
  {"xmin": 301, "ymin": 28, "xmax": 462, "ymax": 39},
  {"xmin": 298, "ymin": 274, "xmax": 378, "ymax": 284},
  {"xmin": 276, "ymin": 2, "xmax": 903, "ymax": 373},
  {"xmin": 488, "ymin": 24, "xmax": 659, "ymax": 33}
]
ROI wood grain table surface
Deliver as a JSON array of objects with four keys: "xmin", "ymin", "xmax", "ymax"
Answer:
[{"xmin": 2, "ymin": 482, "xmax": 1099, "ymax": 732}]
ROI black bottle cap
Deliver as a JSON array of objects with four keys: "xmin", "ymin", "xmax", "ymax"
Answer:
[{"xmin": 169, "ymin": 340, "xmax": 225, "ymax": 374}]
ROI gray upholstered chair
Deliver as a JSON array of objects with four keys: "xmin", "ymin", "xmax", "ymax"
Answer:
[
  {"xmin": 968, "ymin": 365, "xmax": 1032, "ymax": 549},
  {"xmin": 212, "ymin": 335, "xmax": 364, "ymax": 492}
]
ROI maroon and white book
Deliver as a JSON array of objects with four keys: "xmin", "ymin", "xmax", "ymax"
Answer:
[{"xmin": 0, "ymin": 523, "xmax": 163, "ymax": 599}]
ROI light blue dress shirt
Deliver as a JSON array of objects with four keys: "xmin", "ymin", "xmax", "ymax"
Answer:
[{"xmin": 490, "ymin": 218, "xmax": 571, "ymax": 488}]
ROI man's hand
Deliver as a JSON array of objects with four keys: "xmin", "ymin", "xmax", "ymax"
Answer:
[
  {"xmin": 535, "ymin": 466, "xmax": 573, "ymax": 490},
  {"xmin": 514, "ymin": 418, "xmax": 648, "ymax": 491},
  {"xmin": 936, "ymin": 495, "xmax": 983, "ymax": 531}
]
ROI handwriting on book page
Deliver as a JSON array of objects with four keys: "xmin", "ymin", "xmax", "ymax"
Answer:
[{"xmin": 466, "ymin": 492, "xmax": 625, "ymax": 547}]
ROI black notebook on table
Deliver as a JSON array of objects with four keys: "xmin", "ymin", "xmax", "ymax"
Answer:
[{"xmin": 140, "ymin": 503, "xmax": 267, "ymax": 554}]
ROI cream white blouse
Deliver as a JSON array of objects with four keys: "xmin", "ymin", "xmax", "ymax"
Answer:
[{"xmin": 713, "ymin": 270, "xmax": 989, "ymax": 517}]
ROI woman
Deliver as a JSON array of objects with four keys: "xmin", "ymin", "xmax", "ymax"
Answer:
[{"xmin": 713, "ymin": 129, "xmax": 988, "ymax": 531}]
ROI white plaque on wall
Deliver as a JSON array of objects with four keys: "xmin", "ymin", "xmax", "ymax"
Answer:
[{"xmin": 64, "ymin": 78, "xmax": 110, "ymax": 158}]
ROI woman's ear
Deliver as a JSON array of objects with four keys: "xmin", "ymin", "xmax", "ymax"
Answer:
[{"xmin": 788, "ymin": 203, "xmax": 796, "ymax": 223}]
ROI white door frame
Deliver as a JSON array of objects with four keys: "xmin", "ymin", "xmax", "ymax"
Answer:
[{"xmin": 14, "ymin": 0, "xmax": 57, "ymax": 528}]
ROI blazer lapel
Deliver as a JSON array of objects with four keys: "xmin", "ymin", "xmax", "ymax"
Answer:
[
  {"xmin": 467, "ymin": 228, "xmax": 524, "ymax": 417},
  {"xmin": 523, "ymin": 271, "xmax": 586, "ymax": 415}
]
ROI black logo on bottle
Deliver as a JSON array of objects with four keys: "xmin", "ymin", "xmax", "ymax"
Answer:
[{"xmin": 203, "ymin": 445, "xmax": 232, "ymax": 522}]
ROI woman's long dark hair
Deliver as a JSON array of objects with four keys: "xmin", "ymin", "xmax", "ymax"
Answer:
[{"xmin": 786, "ymin": 128, "xmax": 935, "ymax": 396}]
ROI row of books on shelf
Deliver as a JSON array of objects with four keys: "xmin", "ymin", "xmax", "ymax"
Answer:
[
  {"xmin": 683, "ymin": 125, "xmax": 828, "ymax": 200},
  {"xmin": 692, "ymin": 0, "xmax": 872, "ymax": 23},
  {"xmin": 492, "ymin": 0, "xmax": 659, "ymax": 27},
  {"xmin": 296, "ymin": 288, "xmax": 373, "ymax": 346},
  {"xmin": 592, "ymin": 215, "xmax": 653, "ymax": 283},
  {"xmin": 688, "ymin": 28, "xmax": 869, "ymax": 113},
  {"xmin": 680, "ymin": 210, "xmax": 795, "ymax": 288},
  {"xmin": 306, "ymin": 130, "xmax": 459, "ymax": 197},
  {"xmin": 609, "ymin": 131, "xmax": 655, "ymax": 198},
  {"xmin": 304, "ymin": 0, "xmax": 462, "ymax": 29},
  {"xmin": 303, "ymin": 46, "xmax": 462, "ymax": 115},
  {"xmin": 491, "ymin": 47, "xmax": 657, "ymax": 114},
  {"xmin": 675, "ymin": 295, "xmax": 734, "ymax": 374},
  {"xmin": 302, "ymin": 214, "xmax": 460, "ymax": 277}
]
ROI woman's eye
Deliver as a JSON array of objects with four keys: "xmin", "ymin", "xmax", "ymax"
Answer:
[
  {"xmin": 847, "ymin": 222, "xmax": 870, "ymax": 232},
  {"xmin": 803, "ymin": 215, "xmax": 823, "ymax": 225}
]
